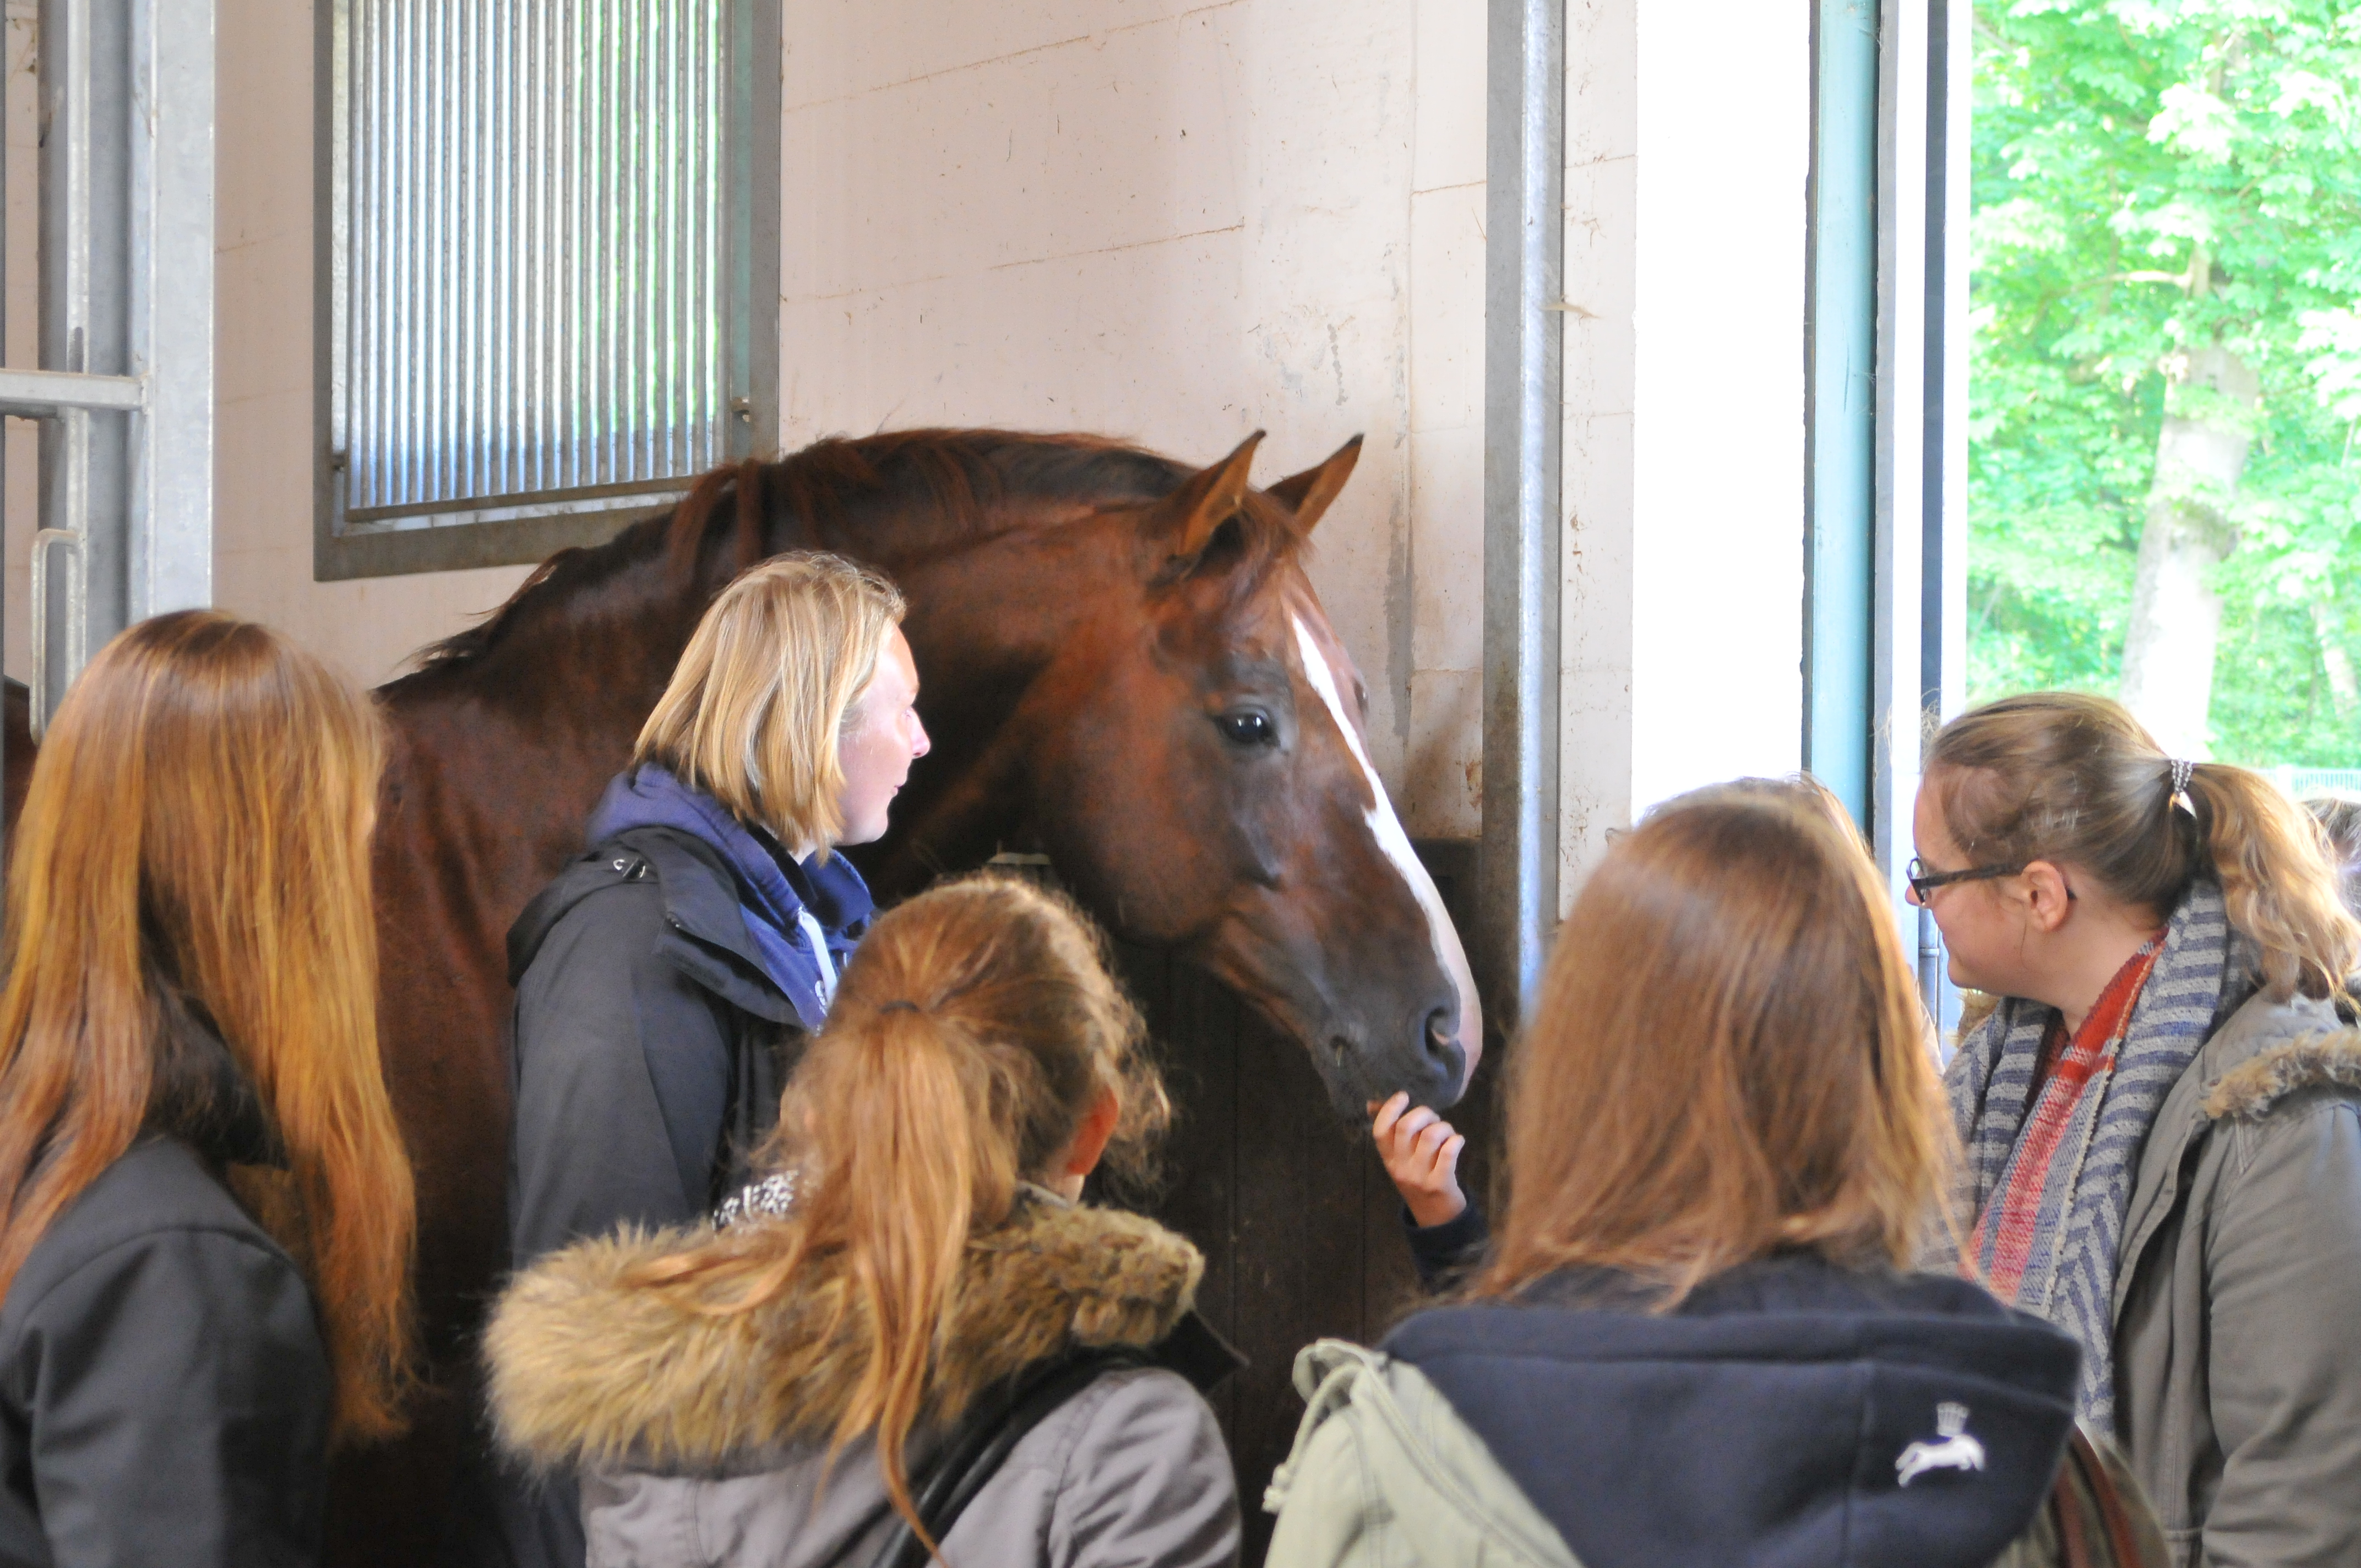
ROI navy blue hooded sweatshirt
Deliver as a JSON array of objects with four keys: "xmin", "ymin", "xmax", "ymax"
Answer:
[{"xmin": 1384, "ymin": 1254, "xmax": 2080, "ymax": 1568}]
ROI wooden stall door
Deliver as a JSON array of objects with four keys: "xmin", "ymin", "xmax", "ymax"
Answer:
[{"xmin": 1103, "ymin": 842, "xmax": 1493, "ymax": 1567}]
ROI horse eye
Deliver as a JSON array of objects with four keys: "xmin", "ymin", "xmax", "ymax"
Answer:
[{"xmin": 1217, "ymin": 711, "xmax": 1275, "ymax": 747}]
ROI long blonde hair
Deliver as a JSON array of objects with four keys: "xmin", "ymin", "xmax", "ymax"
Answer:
[
  {"xmin": 627, "ymin": 873, "xmax": 1167, "ymax": 1546},
  {"xmin": 1927, "ymin": 692, "xmax": 2360, "ymax": 1003},
  {"xmin": 1476, "ymin": 779, "xmax": 1952, "ymax": 1308},
  {"xmin": 0, "ymin": 612, "xmax": 417, "ymax": 1443},
  {"xmin": 634, "ymin": 552, "xmax": 906, "ymax": 855}
]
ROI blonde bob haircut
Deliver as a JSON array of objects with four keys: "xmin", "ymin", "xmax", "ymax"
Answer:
[
  {"xmin": 635, "ymin": 553, "xmax": 906, "ymax": 855},
  {"xmin": 1476, "ymin": 778, "xmax": 1953, "ymax": 1310}
]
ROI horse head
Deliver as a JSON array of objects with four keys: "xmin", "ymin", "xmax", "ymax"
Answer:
[{"xmin": 883, "ymin": 432, "xmax": 1481, "ymax": 1115}]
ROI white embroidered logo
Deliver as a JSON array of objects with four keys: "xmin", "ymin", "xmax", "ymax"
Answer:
[{"xmin": 1895, "ymin": 1402, "xmax": 1986, "ymax": 1487}]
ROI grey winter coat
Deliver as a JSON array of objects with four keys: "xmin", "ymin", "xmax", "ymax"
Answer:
[
  {"xmin": 482, "ymin": 1195, "xmax": 1241, "ymax": 1568},
  {"xmin": 2108, "ymin": 990, "xmax": 2361, "ymax": 1568}
]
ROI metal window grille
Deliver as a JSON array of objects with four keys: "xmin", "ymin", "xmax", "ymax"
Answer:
[{"xmin": 319, "ymin": 0, "xmax": 778, "ymax": 579}]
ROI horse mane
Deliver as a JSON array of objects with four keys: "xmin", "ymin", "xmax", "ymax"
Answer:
[{"xmin": 411, "ymin": 428, "xmax": 1304, "ymax": 673}]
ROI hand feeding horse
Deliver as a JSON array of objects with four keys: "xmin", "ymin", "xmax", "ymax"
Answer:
[{"xmin": 317, "ymin": 427, "xmax": 1481, "ymax": 1561}]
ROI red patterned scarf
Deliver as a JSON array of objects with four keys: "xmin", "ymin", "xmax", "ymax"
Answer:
[{"xmin": 1969, "ymin": 939, "xmax": 2162, "ymax": 1303}]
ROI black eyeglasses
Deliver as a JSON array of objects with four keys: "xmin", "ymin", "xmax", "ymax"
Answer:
[{"xmin": 1905, "ymin": 856, "xmax": 2026, "ymax": 902}]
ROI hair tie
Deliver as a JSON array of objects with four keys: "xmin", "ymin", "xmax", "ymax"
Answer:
[
  {"xmin": 2168, "ymin": 758, "xmax": 2197, "ymax": 818},
  {"xmin": 878, "ymin": 1000, "xmax": 921, "ymax": 1015}
]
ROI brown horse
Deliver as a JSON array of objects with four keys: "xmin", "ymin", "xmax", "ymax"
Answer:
[{"xmin": 328, "ymin": 427, "xmax": 1479, "ymax": 1560}]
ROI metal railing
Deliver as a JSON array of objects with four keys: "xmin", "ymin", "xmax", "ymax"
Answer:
[{"xmin": 6, "ymin": 0, "xmax": 216, "ymax": 735}]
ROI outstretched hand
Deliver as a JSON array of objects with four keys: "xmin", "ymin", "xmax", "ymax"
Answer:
[{"xmin": 1369, "ymin": 1091, "xmax": 1467, "ymax": 1229}]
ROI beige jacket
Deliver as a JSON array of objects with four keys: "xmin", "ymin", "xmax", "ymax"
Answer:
[
  {"xmin": 2110, "ymin": 992, "xmax": 2361, "ymax": 1568},
  {"xmin": 483, "ymin": 1198, "xmax": 1239, "ymax": 1568}
]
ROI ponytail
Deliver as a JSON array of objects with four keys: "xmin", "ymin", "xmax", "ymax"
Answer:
[
  {"xmin": 618, "ymin": 873, "xmax": 1166, "ymax": 1553},
  {"xmin": 2186, "ymin": 763, "xmax": 2359, "ymax": 1001},
  {"xmin": 1927, "ymin": 693, "xmax": 2359, "ymax": 1003}
]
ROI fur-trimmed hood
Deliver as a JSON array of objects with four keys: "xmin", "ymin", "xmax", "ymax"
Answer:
[
  {"xmin": 2203, "ymin": 1027, "xmax": 2361, "ymax": 1121},
  {"xmin": 484, "ymin": 1196, "xmax": 1202, "ymax": 1476}
]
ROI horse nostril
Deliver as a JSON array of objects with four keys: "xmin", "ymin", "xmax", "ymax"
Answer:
[
  {"xmin": 1327, "ymin": 1035, "xmax": 1352, "ymax": 1065},
  {"xmin": 1423, "ymin": 1008, "xmax": 1455, "ymax": 1055}
]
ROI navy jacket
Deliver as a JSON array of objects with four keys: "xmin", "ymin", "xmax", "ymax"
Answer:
[{"xmin": 1386, "ymin": 1254, "xmax": 2081, "ymax": 1568}]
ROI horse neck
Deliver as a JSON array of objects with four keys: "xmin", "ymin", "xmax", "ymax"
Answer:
[
  {"xmin": 852, "ymin": 522, "xmax": 1130, "ymax": 895},
  {"xmin": 383, "ymin": 546, "xmax": 703, "ymax": 840}
]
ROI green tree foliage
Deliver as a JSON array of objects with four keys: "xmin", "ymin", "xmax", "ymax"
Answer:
[{"xmin": 1971, "ymin": 0, "xmax": 2361, "ymax": 762}]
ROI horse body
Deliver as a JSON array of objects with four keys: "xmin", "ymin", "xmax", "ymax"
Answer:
[{"xmin": 324, "ymin": 427, "xmax": 1478, "ymax": 1561}]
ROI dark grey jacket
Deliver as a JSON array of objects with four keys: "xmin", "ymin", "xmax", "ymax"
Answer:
[
  {"xmin": 507, "ymin": 825, "xmax": 834, "ymax": 1266},
  {"xmin": 476, "ymin": 826, "xmax": 841, "ymax": 1568},
  {"xmin": 0, "ymin": 1031, "xmax": 331, "ymax": 1568},
  {"xmin": 2110, "ymin": 990, "xmax": 2361, "ymax": 1568}
]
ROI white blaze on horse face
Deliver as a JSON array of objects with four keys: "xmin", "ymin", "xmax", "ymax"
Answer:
[{"xmin": 1290, "ymin": 614, "xmax": 1484, "ymax": 1088}]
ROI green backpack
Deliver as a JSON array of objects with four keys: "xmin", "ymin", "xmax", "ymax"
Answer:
[{"xmin": 1263, "ymin": 1340, "xmax": 2167, "ymax": 1568}]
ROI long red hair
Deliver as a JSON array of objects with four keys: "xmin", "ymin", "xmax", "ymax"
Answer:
[{"xmin": 0, "ymin": 611, "xmax": 416, "ymax": 1442}]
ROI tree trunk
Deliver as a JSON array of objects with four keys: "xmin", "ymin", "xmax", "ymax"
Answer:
[
  {"xmin": 2119, "ymin": 342, "xmax": 2261, "ymax": 758},
  {"xmin": 2313, "ymin": 601, "xmax": 2359, "ymax": 725}
]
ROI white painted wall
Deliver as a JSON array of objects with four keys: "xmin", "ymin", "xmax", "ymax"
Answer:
[
  {"xmin": 776, "ymin": 0, "xmax": 1489, "ymax": 834},
  {"xmin": 1558, "ymin": 0, "xmax": 1812, "ymax": 896}
]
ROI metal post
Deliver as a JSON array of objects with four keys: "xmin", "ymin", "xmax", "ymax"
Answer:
[
  {"xmin": 130, "ymin": 0, "xmax": 216, "ymax": 618},
  {"xmin": 1874, "ymin": 0, "xmax": 1928, "ymax": 905},
  {"xmin": 1478, "ymin": 0, "xmax": 1564, "ymax": 1027},
  {"xmin": 1922, "ymin": 0, "xmax": 1971, "ymax": 1039},
  {"xmin": 1804, "ymin": 0, "xmax": 1879, "ymax": 830}
]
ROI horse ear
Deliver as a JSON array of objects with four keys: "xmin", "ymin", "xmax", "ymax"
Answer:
[
  {"xmin": 1152, "ymin": 430, "xmax": 1265, "ymax": 570},
  {"xmin": 1264, "ymin": 434, "xmax": 1363, "ymax": 535}
]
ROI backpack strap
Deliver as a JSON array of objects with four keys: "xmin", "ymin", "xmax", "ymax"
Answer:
[
  {"xmin": 864, "ymin": 1347, "xmax": 1152, "ymax": 1568},
  {"xmin": 2044, "ymin": 1425, "xmax": 2168, "ymax": 1568}
]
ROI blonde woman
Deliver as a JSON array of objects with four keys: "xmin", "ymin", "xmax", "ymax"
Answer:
[
  {"xmin": 1914, "ymin": 693, "xmax": 2361, "ymax": 1563},
  {"xmin": 1268, "ymin": 782, "xmax": 2149, "ymax": 1568},
  {"xmin": 0, "ymin": 612, "xmax": 416, "ymax": 1566},
  {"xmin": 486, "ymin": 875, "xmax": 1239, "ymax": 1568},
  {"xmin": 491, "ymin": 553, "xmax": 927, "ymax": 1567}
]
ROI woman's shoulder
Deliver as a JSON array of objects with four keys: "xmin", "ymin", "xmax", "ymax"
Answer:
[
  {"xmin": 508, "ymin": 834, "xmax": 685, "ymax": 983},
  {"xmin": 6, "ymin": 1139, "xmax": 296, "ymax": 1319},
  {"xmin": 2, "ymin": 1138, "xmax": 316, "ymax": 1382},
  {"xmin": 2196, "ymin": 992, "xmax": 2361, "ymax": 1126}
]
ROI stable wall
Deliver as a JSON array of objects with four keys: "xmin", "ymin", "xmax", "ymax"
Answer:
[
  {"xmin": 141, "ymin": 0, "xmax": 1495, "ymax": 834},
  {"xmin": 773, "ymin": 0, "xmax": 1489, "ymax": 834}
]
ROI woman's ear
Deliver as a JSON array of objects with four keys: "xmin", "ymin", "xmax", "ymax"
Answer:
[
  {"xmin": 1062, "ymin": 1087, "xmax": 1123, "ymax": 1180},
  {"xmin": 2019, "ymin": 860, "xmax": 2076, "ymax": 933}
]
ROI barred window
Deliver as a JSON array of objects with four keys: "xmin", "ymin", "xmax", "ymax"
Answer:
[{"xmin": 319, "ymin": 0, "xmax": 778, "ymax": 579}]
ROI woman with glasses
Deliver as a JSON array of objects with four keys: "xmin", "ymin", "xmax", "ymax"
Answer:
[{"xmin": 1913, "ymin": 692, "xmax": 2361, "ymax": 1565}]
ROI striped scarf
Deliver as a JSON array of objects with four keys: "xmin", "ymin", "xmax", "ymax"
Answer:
[{"xmin": 1938, "ymin": 881, "xmax": 2251, "ymax": 1422}]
